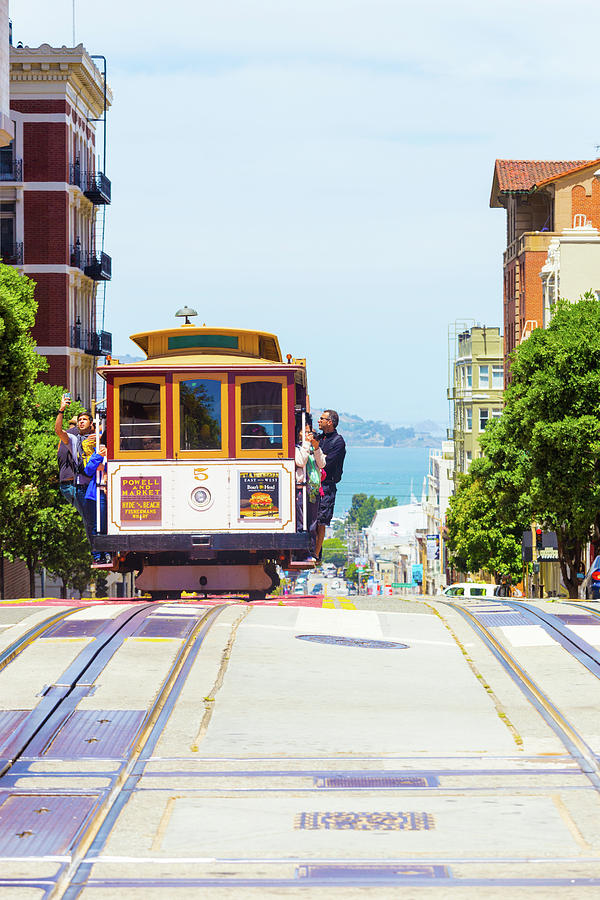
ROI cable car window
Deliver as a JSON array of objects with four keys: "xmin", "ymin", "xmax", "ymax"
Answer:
[
  {"xmin": 179, "ymin": 379, "xmax": 221, "ymax": 450},
  {"xmin": 241, "ymin": 381, "xmax": 283, "ymax": 450},
  {"xmin": 119, "ymin": 382, "xmax": 161, "ymax": 451}
]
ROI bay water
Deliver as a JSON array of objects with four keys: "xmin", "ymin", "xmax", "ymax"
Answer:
[{"xmin": 334, "ymin": 445, "xmax": 434, "ymax": 518}]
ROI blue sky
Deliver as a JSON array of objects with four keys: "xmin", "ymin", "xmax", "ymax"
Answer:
[{"xmin": 10, "ymin": 0, "xmax": 600, "ymax": 423}]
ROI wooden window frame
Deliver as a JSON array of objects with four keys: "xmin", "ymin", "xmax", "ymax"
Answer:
[
  {"xmin": 235, "ymin": 375, "xmax": 288, "ymax": 459},
  {"xmin": 173, "ymin": 373, "xmax": 229, "ymax": 459},
  {"xmin": 113, "ymin": 376, "xmax": 167, "ymax": 460}
]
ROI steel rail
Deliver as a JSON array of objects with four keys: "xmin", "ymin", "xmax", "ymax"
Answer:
[
  {"xmin": 500, "ymin": 599, "xmax": 600, "ymax": 680},
  {"xmin": 0, "ymin": 603, "xmax": 156, "ymax": 777},
  {"xmin": 54, "ymin": 603, "xmax": 228, "ymax": 900},
  {"xmin": 442, "ymin": 601, "xmax": 600, "ymax": 790},
  {"xmin": 0, "ymin": 606, "xmax": 87, "ymax": 675},
  {"xmin": 566, "ymin": 601, "xmax": 600, "ymax": 618}
]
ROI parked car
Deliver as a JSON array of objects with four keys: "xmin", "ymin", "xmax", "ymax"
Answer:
[
  {"xmin": 442, "ymin": 583, "xmax": 496, "ymax": 599},
  {"xmin": 310, "ymin": 583, "xmax": 323, "ymax": 595},
  {"xmin": 581, "ymin": 556, "xmax": 600, "ymax": 600}
]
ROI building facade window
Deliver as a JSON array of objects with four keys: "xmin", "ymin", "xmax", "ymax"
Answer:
[
  {"xmin": 479, "ymin": 408, "xmax": 489, "ymax": 431},
  {"xmin": 0, "ymin": 201, "xmax": 16, "ymax": 257},
  {"xmin": 492, "ymin": 408, "xmax": 502, "ymax": 419},
  {"xmin": 0, "ymin": 141, "xmax": 14, "ymax": 180},
  {"xmin": 466, "ymin": 364, "xmax": 472, "ymax": 388},
  {"xmin": 465, "ymin": 408, "xmax": 472, "ymax": 431},
  {"xmin": 479, "ymin": 364, "xmax": 489, "ymax": 388},
  {"xmin": 492, "ymin": 364, "xmax": 503, "ymax": 388}
]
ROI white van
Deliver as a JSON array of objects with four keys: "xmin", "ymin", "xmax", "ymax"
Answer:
[{"xmin": 442, "ymin": 583, "xmax": 496, "ymax": 599}]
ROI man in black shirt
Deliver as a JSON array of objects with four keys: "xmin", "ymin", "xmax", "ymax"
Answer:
[{"xmin": 315, "ymin": 409, "xmax": 346, "ymax": 560}]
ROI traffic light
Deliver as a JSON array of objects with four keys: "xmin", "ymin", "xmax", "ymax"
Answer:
[{"xmin": 535, "ymin": 527, "xmax": 543, "ymax": 550}]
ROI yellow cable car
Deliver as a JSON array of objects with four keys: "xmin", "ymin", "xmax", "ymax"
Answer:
[{"xmin": 94, "ymin": 313, "xmax": 311, "ymax": 600}]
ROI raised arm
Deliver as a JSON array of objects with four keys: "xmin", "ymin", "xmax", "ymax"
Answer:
[
  {"xmin": 295, "ymin": 441, "xmax": 310, "ymax": 468},
  {"xmin": 54, "ymin": 395, "xmax": 71, "ymax": 445}
]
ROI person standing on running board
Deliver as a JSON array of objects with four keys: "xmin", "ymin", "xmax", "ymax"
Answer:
[{"xmin": 315, "ymin": 410, "xmax": 346, "ymax": 561}]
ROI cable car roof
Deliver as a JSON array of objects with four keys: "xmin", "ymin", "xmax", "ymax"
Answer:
[{"xmin": 127, "ymin": 326, "xmax": 283, "ymax": 362}]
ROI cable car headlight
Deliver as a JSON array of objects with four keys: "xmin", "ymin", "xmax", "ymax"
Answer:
[{"xmin": 190, "ymin": 486, "xmax": 212, "ymax": 510}]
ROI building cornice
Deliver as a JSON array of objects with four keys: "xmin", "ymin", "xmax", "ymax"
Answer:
[{"xmin": 10, "ymin": 44, "xmax": 112, "ymax": 119}]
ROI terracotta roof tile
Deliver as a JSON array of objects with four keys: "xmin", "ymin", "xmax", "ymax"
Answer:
[{"xmin": 495, "ymin": 159, "xmax": 594, "ymax": 192}]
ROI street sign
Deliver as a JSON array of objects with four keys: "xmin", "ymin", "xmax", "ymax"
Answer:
[{"xmin": 426, "ymin": 534, "xmax": 440, "ymax": 561}]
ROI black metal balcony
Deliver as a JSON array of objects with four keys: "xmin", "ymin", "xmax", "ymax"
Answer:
[
  {"xmin": 84, "ymin": 251, "xmax": 112, "ymax": 281},
  {"xmin": 1, "ymin": 241, "xmax": 23, "ymax": 265},
  {"xmin": 69, "ymin": 164, "xmax": 111, "ymax": 205},
  {"xmin": 70, "ymin": 325, "xmax": 113, "ymax": 356},
  {"xmin": 83, "ymin": 171, "xmax": 111, "ymax": 205},
  {"xmin": 0, "ymin": 158, "xmax": 22, "ymax": 182}
]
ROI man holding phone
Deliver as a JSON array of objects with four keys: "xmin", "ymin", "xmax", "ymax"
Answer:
[
  {"xmin": 55, "ymin": 394, "xmax": 95, "ymax": 520},
  {"xmin": 315, "ymin": 409, "xmax": 346, "ymax": 561}
]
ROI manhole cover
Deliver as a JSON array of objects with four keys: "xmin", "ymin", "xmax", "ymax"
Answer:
[{"xmin": 295, "ymin": 634, "xmax": 408, "ymax": 649}]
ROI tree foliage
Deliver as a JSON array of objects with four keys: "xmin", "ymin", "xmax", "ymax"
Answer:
[
  {"xmin": 1, "ymin": 383, "xmax": 92, "ymax": 596},
  {"xmin": 445, "ymin": 464, "xmax": 524, "ymax": 582},
  {"xmin": 346, "ymin": 493, "xmax": 398, "ymax": 529},
  {"xmin": 495, "ymin": 294, "xmax": 600, "ymax": 596},
  {"xmin": 0, "ymin": 265, "xmax": 45, "ymax": 470},
  {"xmin": 345, "ymin": 562, "xmax": 358, "ymax": 583},
  {"xmin": 322, "ymin": 537, "xmax": 347, "ymax": 568},
  {"xmin": 448, "ymin": 294, "xmax": 600, "ymax": 597}
]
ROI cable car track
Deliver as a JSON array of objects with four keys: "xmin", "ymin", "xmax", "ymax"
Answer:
[
  {"xmin": 0, "ymin": 606, "xmax": 87, "ymax": 676},
  {"xmin": 501, "ymin": 599, "xmax": 600, "ymax": 680},
  {"xmin": 0, "ymin": 604, "xmax": 157, "ymax": 778},
  {"xmin": 0, "ymin": 601, "xmax": 231, "ymax": 898},
  {"xmin": 442, "ymin": 600, "xmax": 600, "ymax": 789},
  {"xmin": 56, "ymin": 603, "xmax": 228, "ymax": 900}
]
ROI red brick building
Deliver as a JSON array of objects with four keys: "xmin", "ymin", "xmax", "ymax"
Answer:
[
  {"xmin": 2, "ymin": 43, "xmax": 112, "ymax": 408},
  {"xmin": 490, "ymin": 158, "xmax": 600, "ymax": 375}
]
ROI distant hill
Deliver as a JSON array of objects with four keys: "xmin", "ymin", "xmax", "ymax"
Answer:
[
  {"xmin": 111, "ymin": 354, "xmax": 144, "ymax": 365},
  {"xmin": 336, "ymin": 412, "xmax": 444, "ymax": 447}
]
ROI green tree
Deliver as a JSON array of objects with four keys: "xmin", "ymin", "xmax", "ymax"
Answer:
[
  {"xmin": 322, "ymin": 537, "xmax": 348, "ymax": 568},
  {"xmin": 41, "ymin": 505, "xmax": 93, "ymax": 598},
  {"xmin": 445, "ymin": 464, "xmax": 524, "ymax": 582},
  {"xmin": 345, "ymin": 562, "xmax": 358, "ymax": 584},
  {"xmin": 507, "ymin": 295, "xmax": 600, "ymax": 595},
  {"xmin": 0, "ymin": 265, "xmax": 46, "ymax": 595},
  {"xmin": 472, "ymin": 293, "xmax": 600, "ymax": 597},
  {"xmin": 2, "ymin": 383, "xmax": 91, "ymax": 596},
  {"xmin": 346, "ymin": 494, "xmax": 398, "ymax": 530}
]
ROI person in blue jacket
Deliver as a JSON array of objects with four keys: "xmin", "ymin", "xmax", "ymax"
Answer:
[{"xmin": 83, "ymin": 432, "xmax": 108, "ymax": 563}]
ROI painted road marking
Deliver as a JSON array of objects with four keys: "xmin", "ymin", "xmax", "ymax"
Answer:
[
  {"xmin": 338, "ymin": 598, "xmax": 356, "ymax": 610},
  {"xmin": 296, "ymin": 608, "xmax": 383, "ymax": 638}
]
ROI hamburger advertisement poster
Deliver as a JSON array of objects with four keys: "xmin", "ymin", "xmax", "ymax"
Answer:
[{"xmin": 239, "ymin": 472, "xmax": 280, "ymax": 519}]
